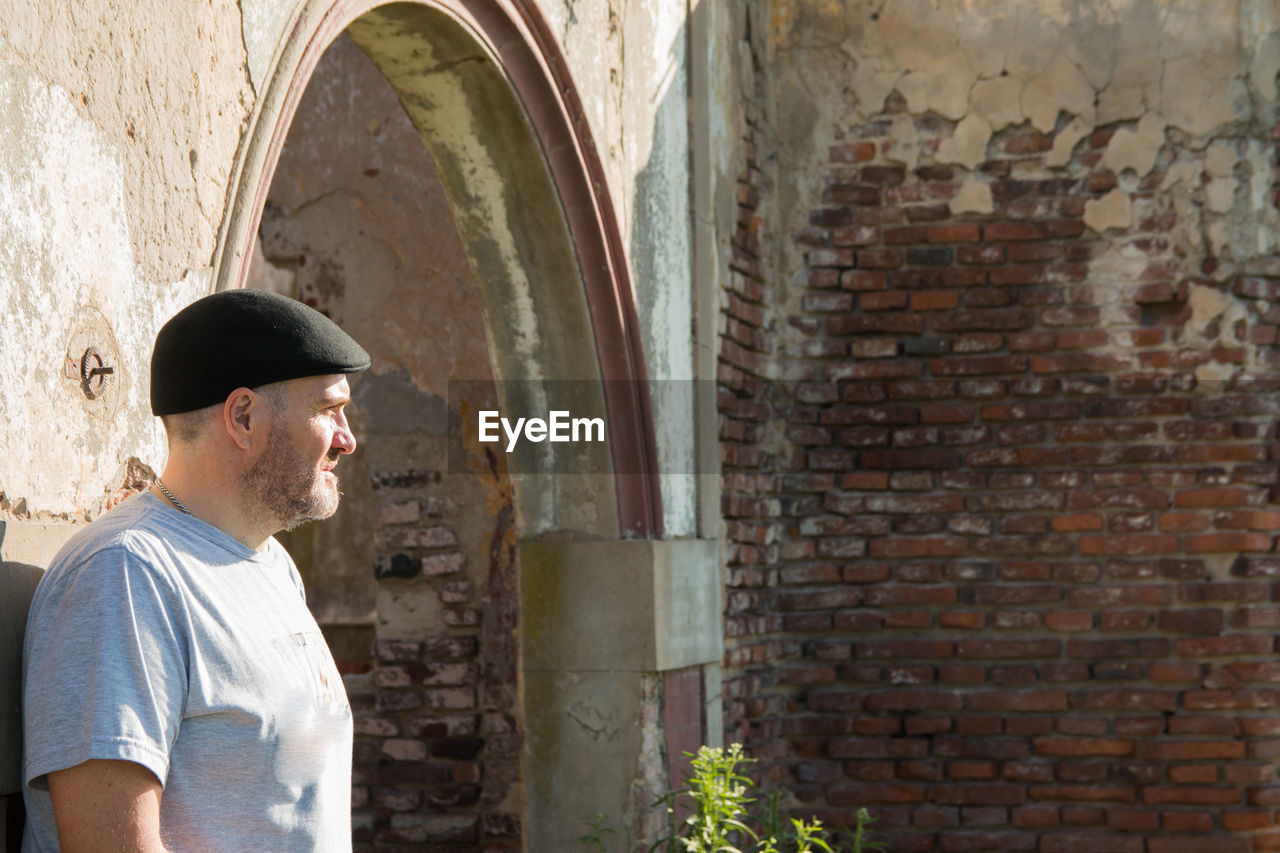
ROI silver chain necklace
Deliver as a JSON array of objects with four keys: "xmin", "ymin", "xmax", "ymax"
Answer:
[{"xmin": 155, "ymin": 479, "xmax": 192, "ymax": 516}]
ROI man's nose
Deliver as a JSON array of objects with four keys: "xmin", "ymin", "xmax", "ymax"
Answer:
[{"xmin": 333, "ymin": 416, "xmax": 356, "ymax": 455}]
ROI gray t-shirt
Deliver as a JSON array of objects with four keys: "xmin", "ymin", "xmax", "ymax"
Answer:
[{"xmin": 22, "ymin": 492, "xmax": 352, "ymax": 852}]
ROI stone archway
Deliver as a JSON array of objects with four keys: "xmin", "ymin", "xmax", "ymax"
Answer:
[
  {"xmin": 213, "ymin": 1, "xmax": 688, "ymax": 849},
  {"xmin": 217, "ymin": 0, "xmax": 660, "ymax": 538}
]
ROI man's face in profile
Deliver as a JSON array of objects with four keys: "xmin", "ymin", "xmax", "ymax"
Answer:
[{"xmin": 242, "ymin": 374, "xmax": 355, "ymax": 532}]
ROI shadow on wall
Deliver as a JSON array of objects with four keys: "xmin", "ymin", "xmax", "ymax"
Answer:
[{"xmin": 1, "ymin": 522, "xmax": 48, "ymax": 849}]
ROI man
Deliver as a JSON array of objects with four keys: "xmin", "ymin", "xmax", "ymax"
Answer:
[{"xmin": 21, "ymin": 289, "xmax": 370, "ymax": 852}]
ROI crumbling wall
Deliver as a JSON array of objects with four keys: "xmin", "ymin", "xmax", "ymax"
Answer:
[{"xmin": 721, "ymin": 0, "xmax": 1280, "ymax": 847}]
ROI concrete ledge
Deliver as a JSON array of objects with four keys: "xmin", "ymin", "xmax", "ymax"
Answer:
[{"xmin": 520, "ymin": 538, "xmax": 721, "ymax": 673}]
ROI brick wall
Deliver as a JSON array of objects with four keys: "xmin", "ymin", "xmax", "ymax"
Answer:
[
  {"xmin": 350, "ymin": 468, "xmax": 521, "ymax": 852},
  {"xmin": 720, "ymin": 104, "xmax": 792, "ymax": 781},
  {"xmin": 721, "ymin": 90, "xmax": 1280, "ymax": 848}
]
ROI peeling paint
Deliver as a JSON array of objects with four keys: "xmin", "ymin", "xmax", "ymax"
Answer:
[
  {"xmin": 969, "ymin": 76, "xmax": 1024, "ymax": 131},
  {"xmin": 1084, "ymin": 189, "xmax": 1132, "ymax": 234},
  {"xmin": 1047, "ymin": 117, "xmax": 1091, "ymax": 168},
  {"xmin": 1100, "ymin": 113, "xmax": 1166, "ymax": 178},
  {"xmin": 935, "ymin": 113, "xmax": 992, "ymax": 170},
  {"xmin": 950, "ymin": 177, "xmax": 993, "ymax": 216}
]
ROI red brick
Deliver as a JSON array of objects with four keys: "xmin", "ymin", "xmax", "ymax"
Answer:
[
  {"xmin": 860, "ymin": 290, "xmax": 908, "ymax": 311},
  {"xmin": 966, "ymin": 690, "xmax": 1068, "ymax": 712},
  {"xmin": 1029, "ymin": 786, "xmax": 1134, "ymax": 804},
  {"xmin": 828, "ymin": 782, "xmax": 925, "ymax": 804},
  {"xmin": 1185, "ymin": 689, "xmax": 1277, "ymax": 710},
  {"xmin": 1143, "ymin": 786, "xmax": 1242, "ymax": 805},
  {"xmin": 856, "ymin": 640, "xmax": 954, "ymax": 659},
  {"xmin": 1011, "ymin": 805, "xmax": 1059, "ymax": 828},
  {"xmin": 959, "ymin": 245, "xmax": 1005, "ymax": 264},
  {"xmin": 832, "ymin": 224, "xmax": 881, "ymax": 246},
  {"xmin": 1216, "ymin": 509, "xmax": 1280, "ymax": 529},
  {"xmin": 956, "ymin": 640, "xmax": 1060, "ymax": 659},
  {"xmin": 1033, "ymin": 738, "xmax": 1133, "ymax": 757},
  {"xmin": 884, "ymin": 225, "xmax": 931, "ymax": 244},
  {"xmin": 1149, "ymin": 663, "xmax": 1201, "ymax": 682},
  {"xmin": 984, "ymin": 222, "xmax": 1047, "ymax": 241},
  {"xmin": 1176, "ymin": 634, "xmax": 1274, "ymax": 657},
  {"xmin": 932, "ymin": 783, "xmax": 1026, "ymax": 806},
  {"xmin": 863, "ymin": 585, "xmax": 957, "ymax": 606},
  {"xmin": 1069, "ymin": 689, "xmax": 1177, "ymax": 712},
  {"xmin": 828, "ymin": 312, "xmax": 923, "ymax": 334},
  {"xmin": 864, "ymin": 690, "xmax": 963, "ymax": 712},
  {"xmin": 1159, "ymin": 512, "xmax": 1209, "ymax": 532},
  {"xmin": 1040, "ymin": 306, "xmax": 1101, "ymax": 327},
  {"xmin": 929, "ymin": 225, "xmax": 981, "ymax": 242},
  {"xmin": 1107, "ymin": 808, "xmax": 1159, "ymax": 831},
  {"xmin": 1051, "ymin": 514, "xmax": 1103, "ymax": 533},
  {"xmin": 1156, "ymin": 609, "xmax": 1223, "ymax": 634},
  {"xmin": 1139, "ymin": 740, "xmax": 1244, "ymax": 760},
  {"xmin": 933, "ymin": 309, "xmax": 1033, "ymax": 332},
  {"xmin": 939, "ymin": 612, "xmax": 986, "ymax": 630},
  {"xmin": 912, "ymin": 289, "xmax": 960, "ymax": 310},
  {"xmin": 1044, "ymin": 611, "xmax": 1093, "ymax": 630},
  {"xmin": 868, "ymin": 537, "xmax": 967, "ymax": 558},
  {"xmin": 1078, "ymin": 534, "xmax": 1178, "ymax": 556},
  {"xmin": 829, "ymin": 141, "xmax": 877, "ymax": 163},
  {"xmin": 842, "ymin": 270, "xmax": 888, "ymax": 290},
  {"xmin": 931, "ymin": 354, "xmax": 1028, "ymax": 376},
  {"xmin": 1032, "ymin": 352, "xmax": 1131, "ymax": 373},
  {"xmin": 842, "ymin": 471, "xmax": 890, "ymax": 490},
  {"xmin": 1222, "ymin": 810, "xmax": 1275, "ymax": 830},
  {"xmin": 1176, "ymin": 487, "xmax": 1262, "ymax": 507},
  {"xmin": 857, "ymin": 248, "xmax": 903, "ymax": 269},
  {"xmin": 1185, "ymin": 532, "xmax": 1272, "ymax": 553}
]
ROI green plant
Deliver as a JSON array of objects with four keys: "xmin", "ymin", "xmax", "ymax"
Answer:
[
  {"xmin": 843, "ymin": 809, "xmax": 884, "ymax": 853},
  {"xmin": 638, "ymin": 744, "xmax": 879, "ymax": 853},
  {"xmin": 580, "ymin": 812, "xmax": 616, "ymax": 853}
]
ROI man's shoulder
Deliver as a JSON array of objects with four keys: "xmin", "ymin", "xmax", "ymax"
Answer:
[
  {"xmin": 52, "ymin": 493, "xmax": 171, "ymax": 560},
  {"xmin": 38, "ymin": 494, "xmax": 190, "ymax": 588}
]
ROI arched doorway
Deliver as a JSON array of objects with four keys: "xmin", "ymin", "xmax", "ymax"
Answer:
[{"xmin": 216, "ymin": 2, "xmax": 668, "ymax": 849}]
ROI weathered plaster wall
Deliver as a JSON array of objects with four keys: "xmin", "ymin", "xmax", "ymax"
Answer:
[
  {"xmin": 545, "ymin": 0, "xmax": 703, "ymax": 536},
  {"xmin": 0, "ymin": 0, "xmax": 252, "ymax": 520}
]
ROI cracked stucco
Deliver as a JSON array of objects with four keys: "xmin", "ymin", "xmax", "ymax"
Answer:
[{"xmin": 770, "ymin": 0, "xmax": 1280, "ymax": 384}]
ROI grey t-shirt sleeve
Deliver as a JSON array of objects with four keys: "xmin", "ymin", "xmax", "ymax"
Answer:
[{"xmin": 23, "ymin": 544, "xmax": 188, "ymax": 791}]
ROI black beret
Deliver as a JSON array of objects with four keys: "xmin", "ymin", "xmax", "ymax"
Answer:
[{"xmin": 150, "ymin": 289, "xmax": 371, "ymax": 415}]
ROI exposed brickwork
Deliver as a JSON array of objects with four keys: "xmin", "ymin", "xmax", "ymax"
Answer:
[
  {"xmin": 723, "ymin": 93, "xmax": 1280, "ymax": 847},
  {"xmin": 350, "ymin": 469, "xmax": 521, "ymax": 853},
  {"xmin": 720, "ymin": 104, "xmax": 790, "ymax": 780}
]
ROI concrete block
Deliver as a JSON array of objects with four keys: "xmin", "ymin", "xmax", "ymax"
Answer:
[{"xmin": 520, "ymin": 538, "xmax": 722, "ymax": 673}]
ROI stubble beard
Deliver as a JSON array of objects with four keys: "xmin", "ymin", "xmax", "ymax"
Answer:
[{"xmin": 242, "ymin": 421, "xmax": 342, "ymax": 533}]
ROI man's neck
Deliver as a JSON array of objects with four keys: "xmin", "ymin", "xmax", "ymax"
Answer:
[{"xmin": 153, "ymin": 464, "xmax": 276, "ymax": 552}]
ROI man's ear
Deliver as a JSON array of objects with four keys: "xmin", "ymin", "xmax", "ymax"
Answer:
[{"xmin": 223, "ymin": 387, "xmax": 266, "ymax": 451}]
